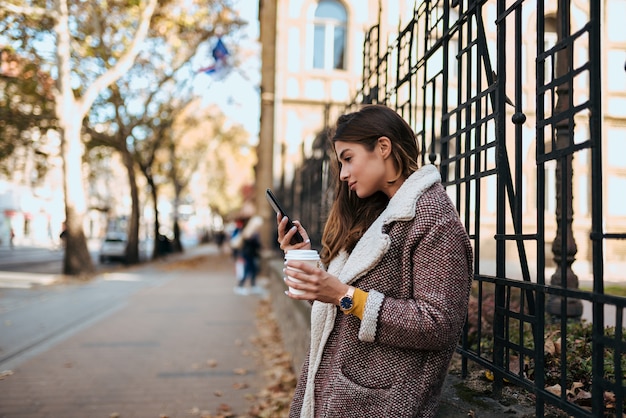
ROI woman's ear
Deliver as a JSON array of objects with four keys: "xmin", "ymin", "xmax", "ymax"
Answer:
[{"xmin": 378, "ymin": 136, "xmax": 392, "ymax": 158}]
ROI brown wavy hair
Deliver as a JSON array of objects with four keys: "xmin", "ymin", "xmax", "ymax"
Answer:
[{"xmin": 320, "ymin": 104, "xmax": 420, "ymax": 265}]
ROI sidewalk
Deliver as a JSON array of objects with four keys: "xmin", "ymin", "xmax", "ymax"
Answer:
[
  {"xmin": 0, "ymin": 244, "xmax": 271, "ymax": 418},
  {"xmin": 0, "ymin": 244, "xmax": 537, "ymax": 418}
]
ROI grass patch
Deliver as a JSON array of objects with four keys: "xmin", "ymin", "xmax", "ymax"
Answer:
[{"xmin": 580, "ymin": 284, "xmax": 626, "ymax": 298}]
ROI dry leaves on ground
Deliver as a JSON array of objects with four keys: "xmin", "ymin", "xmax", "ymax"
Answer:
[
  {"xmin": 159, "ymin": 255, "xmax": 209, "ymax": 271},
  {"xmin": 246, "ymin": 298, "xmax": 298, "ymax": 418}
]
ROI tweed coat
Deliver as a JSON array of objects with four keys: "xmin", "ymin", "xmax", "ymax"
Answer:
[{"xmin": 289, "ymin": 164, "xmax": 473, "ymax": 418}]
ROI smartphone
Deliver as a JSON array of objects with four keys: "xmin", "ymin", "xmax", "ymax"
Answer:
[{"xmin": 265, "ymin": 188, "xmax": 304, "ymax": 244}]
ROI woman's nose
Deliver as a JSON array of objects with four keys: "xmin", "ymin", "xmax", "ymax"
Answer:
[{"xmin": 339, "ymin": 166, "xmax": 348, "ymax": 181}]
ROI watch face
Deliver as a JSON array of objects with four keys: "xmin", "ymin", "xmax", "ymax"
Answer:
[{"xmin": 340, "ymin": 296, "xmax": 353, "ymax": 310}]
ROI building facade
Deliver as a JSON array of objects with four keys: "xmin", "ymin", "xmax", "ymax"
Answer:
[{"xmin": 258, "ymin": 0, "xmax": 626, "ymax": 282}]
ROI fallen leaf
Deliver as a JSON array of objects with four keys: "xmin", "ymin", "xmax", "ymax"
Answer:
[
  {"xmin": 554, "ymin": 337, "xmax": 561, "ymax": 355},
  {"xmin": 233, "ymin": 382, "xmax": 249, "ymax": 390},
  {"xmin": 216, "ymin": 403, "xmax": 234, "ymax": 417},
  {"xmin": 214, "ymin": 390, "xmax": 223, "ymax": 397},
  {"xmin": 0, "ymin": 370, "xmax": 13, "ymax": 380},
  {"xmin": 575, "ymin": 389, "xmax": 592, "ymax": 400},
  {"xmin": 233, "ymin": 368, "xmax": 247, "ymax": 375},
  {"xmin": 571, "ymin": 381, "xmax": 584, "ymax": 390},
  {"xmin": 546, "ymin": 384, "xmax": 562, "ymax": 396},
  {"xmin": 605, "ymin": 391, "xmax": 616, "ymax": 403}
]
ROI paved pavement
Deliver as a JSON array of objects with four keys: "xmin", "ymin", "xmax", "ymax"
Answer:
[
  {"xmin": 0, "ymin": 243, "xmax": 537, "ymax": 418},
  {"xmin": 0, "ymin": 245, "xmax": 268, "ymax": 418}
]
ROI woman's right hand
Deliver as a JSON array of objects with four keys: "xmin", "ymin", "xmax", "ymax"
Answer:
[{"xmin": 277, "ymin": 213, "xmax": 311, "ymax": 252}]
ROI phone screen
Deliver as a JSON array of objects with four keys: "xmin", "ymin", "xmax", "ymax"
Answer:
[{"xmin": 265, "ymin": 189, "xmax": 304, "ymax": 244}]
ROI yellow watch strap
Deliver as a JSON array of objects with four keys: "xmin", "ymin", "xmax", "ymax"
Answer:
[{"xmin": 344, "ymin": 288, "xmax": 368, "ymax": 319}]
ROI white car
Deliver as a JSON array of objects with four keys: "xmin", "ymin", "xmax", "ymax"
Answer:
[{"xmin": 99, "ymin": 233, "xmax": 128, "ymax": 263}]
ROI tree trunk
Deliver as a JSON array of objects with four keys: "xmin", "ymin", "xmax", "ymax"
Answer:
[
  {"xmin": 61, "ymin": 120, "xmax": 94, "ymax": 275},
  {"xmin": 55, "ymin": 0, "xmax": 93, "ymax": 275},
  {"xmin": 171, "ymin": 189, "xmax": 183, "ymax": 253},
  {"xmin": 172, "ymin": 220, "xmax": 183, "ymax": 253},
  {"xmin": 52, "ymin": 0, "xmax": 157, "ymax": 274},
  {"xmin": 148, "ymin": 178, "xmax": 166, "ymax": 258},
  {"xmin": 121, "ymin": 147, "xmax": 140, "ymax": 264}
]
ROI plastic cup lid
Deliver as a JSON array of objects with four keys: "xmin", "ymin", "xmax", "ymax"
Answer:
[{"xmin": 285, "ymin": 249, "xmax": 320, "ymax": 260}]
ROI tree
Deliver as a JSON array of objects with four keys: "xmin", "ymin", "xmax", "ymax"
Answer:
[
  {"xmin": 0, "ymin": 0, "xmax": 158, "ymax": 275},
  {"xmin": 83, "ymin": 1, "xmax": 245, "ymax": 262},
  {"xmin": 136, "ymin": 100, "xmax": 254, "ymax": 257},
  {"xmin": 173, "ymin": 104, "xmax": 255, "ymax": 218},
  {"xmin": 167, "ymin": 100, "xmax": 254, "ymax": 252},
  {"xmin": 0, "ymin": 47, "xmax": 57, "ymax": 181}
]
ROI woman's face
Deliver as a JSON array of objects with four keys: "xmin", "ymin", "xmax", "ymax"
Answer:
[{"xmin": 334, "ymin": 140, "xmax": 388, "ymax": 198}]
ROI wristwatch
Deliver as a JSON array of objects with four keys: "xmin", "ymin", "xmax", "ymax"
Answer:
[{"xmin": 339, "ymin": 286, "xmax": 355, "ymax": 312}]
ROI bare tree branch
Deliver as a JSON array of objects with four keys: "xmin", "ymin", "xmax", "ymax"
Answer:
[
  {"xmin": 0, "ymin": 2, "xmax": 52, "ymax": 19},
  {"xmin": 78, "ymin": 0, "xmax": 158, "ymax": 115}
]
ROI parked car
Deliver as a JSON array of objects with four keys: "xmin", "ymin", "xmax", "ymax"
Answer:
[{"xmin": 99, "ymin": 232, "xmax": 128, "ymax": 263}]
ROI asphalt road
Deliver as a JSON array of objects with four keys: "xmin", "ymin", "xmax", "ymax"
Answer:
[
  {"xmin": 0, "ymin": 270, "xmax": 166, "ymax": 371},
  {"xmin": 0, "ymin": 239, "xmax": 199, "ymax": 372},
  {"xmin": 0, "ymin": 246, "xmax": 68, "ymax": 274}
]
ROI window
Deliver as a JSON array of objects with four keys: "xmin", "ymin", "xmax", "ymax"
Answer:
[
  {"xmin": 607, "ymin": 177, "xmax": 626, "ymax": 216},
  {"xmin": 312, "ymin": 0, "xmax": 347, "ymax": 71},
  {"xmin": 607, "ymin": 49, "xmax": 626, "ymax": 93},
  {"xmin": 607, "ymin": 0, "xmax": 626, "ymax": 42},
  {"xmin": 607, "ymin": 127, "xmax": 626, "ymax": 168}
]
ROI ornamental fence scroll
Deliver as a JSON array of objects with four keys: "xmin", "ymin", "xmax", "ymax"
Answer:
[{"xmin": 279, "ymin": 1, "xmax": 626, "ymax": 416}]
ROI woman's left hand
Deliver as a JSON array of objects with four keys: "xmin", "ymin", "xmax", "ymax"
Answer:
[{"xmin": 284, "ymin": 260, "xmax": 349, "ymax": 305}]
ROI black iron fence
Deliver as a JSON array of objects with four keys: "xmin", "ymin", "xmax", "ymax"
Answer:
[{"xmin": 278, "ymin": 1, "xmax": 625, "ymax": 416}]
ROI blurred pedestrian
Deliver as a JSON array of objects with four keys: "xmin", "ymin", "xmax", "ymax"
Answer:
[
  {"xmin": 9, "ymin": 228, "xmax": 14, "ymax": 249},
  {"xmin": 234, "ymin": 215, "xmax": 263, "ymax": 295},
  {"xmin": 230, "ymin": 218, "xmax": 245, "ymax": 283},
  {"xmin": 215, "ymin": 229, "xmax": 226, "ymax": 252},
  {"xmin": 276, "ymin": 104, "xmax": 473, "ymax": 417}
]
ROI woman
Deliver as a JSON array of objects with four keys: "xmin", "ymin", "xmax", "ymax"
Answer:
[{"xmin": 277, "ymin": 104, "xmax": 473, "ymax": 417}]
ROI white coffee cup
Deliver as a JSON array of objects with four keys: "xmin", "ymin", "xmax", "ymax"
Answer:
[{"xmin": 284, "ymin": 250, "xmax": 321, "ymax": 295}]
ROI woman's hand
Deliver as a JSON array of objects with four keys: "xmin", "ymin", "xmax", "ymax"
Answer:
[
  {"xmin": 284, "ymin": 260, "xmax": 349, "ymax": 305},
  {"xmin": 276, "ymin": 213, "xmax": 311, "ymax": 252}
]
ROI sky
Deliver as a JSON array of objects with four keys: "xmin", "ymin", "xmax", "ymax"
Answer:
[
  {"xmin": 0, "ymin": 1, "xmax": 262, "ymax": 142},
  {"xmin": 193, "ymin": 1, "xmax": 261, "ymax": 143}
]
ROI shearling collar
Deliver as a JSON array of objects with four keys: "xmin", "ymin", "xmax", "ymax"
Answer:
[{"xmin": 327, "ymin": 164, "xmax": 441, "ymax": 284}]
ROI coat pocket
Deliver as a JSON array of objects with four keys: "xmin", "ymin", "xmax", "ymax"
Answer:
[{"xmin": 319, "ymin": 368, "xmax": 394, "ymax": 417}]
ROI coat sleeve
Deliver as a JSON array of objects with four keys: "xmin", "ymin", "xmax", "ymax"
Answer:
[{"xmin": 364, "ymin": 217, "xmax": 473, "ymax": 350}]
